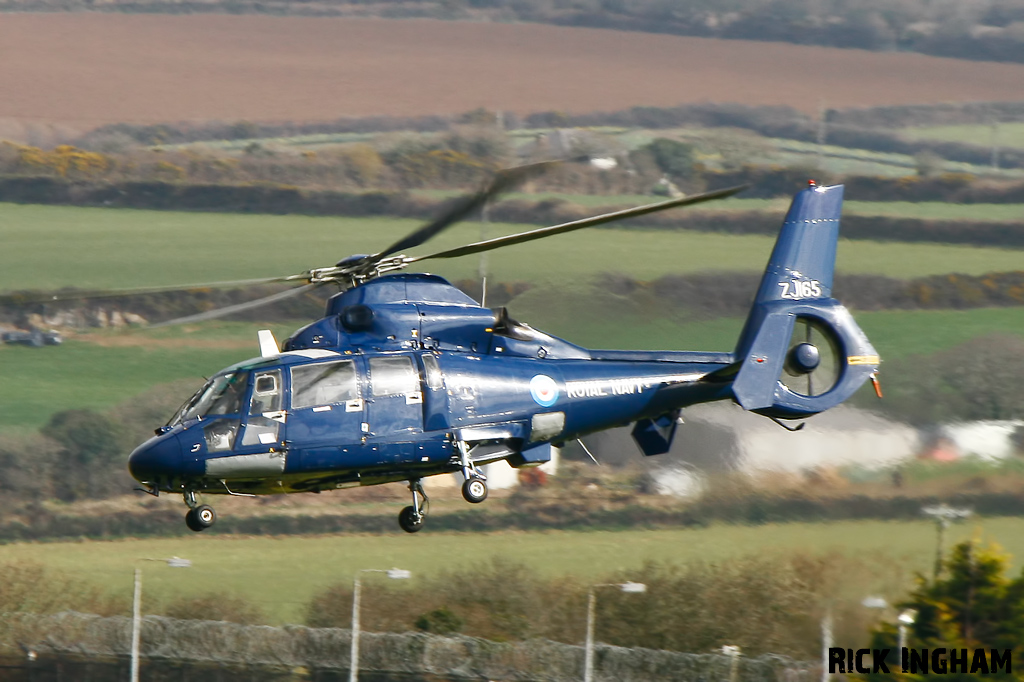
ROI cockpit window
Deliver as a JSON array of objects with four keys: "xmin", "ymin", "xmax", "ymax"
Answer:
[
  {"xmin": 178, "ymin": 372, "xmax": 249, "ymax": 423},
  {"xmin": 292, "ymin": 361, "xmax": 358, "ymax": 409}
]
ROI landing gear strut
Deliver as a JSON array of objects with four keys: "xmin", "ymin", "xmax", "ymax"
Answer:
[
  {"xmin": 398, "ymin": 479, "xmax": 428, "ymax": 533},
  {"xmin": 457, "ymin": 441, "xmax": 488, "ymax": 504},
  {"xmin": 183, "ymin": 490, "xmax": 216, "ymax": 532}
]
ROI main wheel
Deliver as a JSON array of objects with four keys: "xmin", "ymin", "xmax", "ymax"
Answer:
[
  {"xmin": 462, "ymin": 478, "xmax": 488, "ymax": 504},
  {"xmin": 398, "ymin": 506, "xmax": 424, "ymax": 533},
  {"xmin": 193, "ymin": 504, "xmax": 216, "ymax": 529},
  {"xmin": 184, "ymin": 509, "xmax": 205, "ymax": 532}
]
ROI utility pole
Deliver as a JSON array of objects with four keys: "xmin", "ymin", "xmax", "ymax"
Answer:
[
  {"xmin": 132, "ymin": 557, "xmax": 191, "ymax": 682},
  {"xmin": 991, "ymin": 122, "xmax": 1000, "ymax": 170},
  {"xmin": 922, "ymin": 504, "xmax": 972, "ymax": 578},
  {"xmin": 479, "ymin": 202, "xmax": 489, "ymax": 308},
  {"xmin": 816, "ymin": 101, "xmax": 828, "ymax": 172},
  {"xmin": 130, "ymin": 568, "xmax": 142, "ymax": 682},
  {"xmin": 820, "ymin": 608, "xmax": 832, "ymax": 682},
  {"xmin": 584, "ymin": 582, "xmax": 646, "ymax": 682},
  {"xmin": 350, "ymin": 568, "xmax": 411, "ymax": 682}
]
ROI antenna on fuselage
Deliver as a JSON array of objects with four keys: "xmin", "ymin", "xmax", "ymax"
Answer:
[
  {"xmin": 577, "ymin": 439, "xmax": 600, "ymax": 466},
  {"xmin": 257, "ymin": 329, "xmax": 280, "ymax": 358}
]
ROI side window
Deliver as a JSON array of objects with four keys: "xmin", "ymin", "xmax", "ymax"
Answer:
[
  {"xmin": 422, "ymin": 354, "xmax": 443, "ymax": 391},
  {"xmin": 370, "ymin": 356, "xmax": 418, "ymax": 397},
  {"xmin": 204, "ymin": 419, "xmax": 239, "ymax": 452},
  {"xmin": 242, "ymin": 369, "xmax": 282, "ymax": 448},
  {"xmin": 249, "ymin": 370, "xmax": 282, "ymax": 415},
  {"xmin": 291, "ymin": 361, "xmax": 358, "ymax": 409}
]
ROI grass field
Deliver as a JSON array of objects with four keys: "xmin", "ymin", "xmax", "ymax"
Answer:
[
  {"xmin": 3, "ymin": 305, "xmax": 1021, "ymax": 431},
  {"xmin": 903, "ymin": 122, "xmax": 1024, "ymax": 150},
  {"xmin": 2, "ymin": 204, "xmax": 1024, "ymax": 296},
  {"xmin": 1, "ymin": 518, "xmax": 1021, "ymax": 624},
  {"xmin": 511, "ymin": 301, "xmax": 1024, "ymax": 360},
  {"xmin": 416, "ymin": 192, "xmax": 1024, "ymax": 221},
  {"xmin": 0, "ymin": 324, "xmax": 296, "ymax": 431}
]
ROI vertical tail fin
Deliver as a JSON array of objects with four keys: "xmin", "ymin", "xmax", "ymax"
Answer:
[
  {"xmin": 754, "ymin": 183, "xmax": 841, "ymax": 301},
  {"xmin": 737, "ymin": 182, "xmax": 842, "ymax": 354},
  {"xmin": 731, "ymin": 183, "xmax": 879, "ymax": 417}
]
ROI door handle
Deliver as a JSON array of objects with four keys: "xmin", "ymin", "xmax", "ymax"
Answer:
[
  {"xmin": 346, "ymin": 399, "xmax": 364, "ymax": 412},
  {"xmin": 263, "ymin": 410, "xmax": 287, "ymax": 423}
]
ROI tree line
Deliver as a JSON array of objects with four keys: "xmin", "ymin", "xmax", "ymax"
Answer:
[{"xmin": 2, "ymin": 0, "xmax": 1024, "ymax": 64}]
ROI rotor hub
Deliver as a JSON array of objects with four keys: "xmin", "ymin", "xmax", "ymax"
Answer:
[{"xmin": 789, "ymin": 342, "xmax": 820, "ymax": 373}]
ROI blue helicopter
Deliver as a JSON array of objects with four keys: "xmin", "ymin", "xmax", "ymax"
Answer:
[{"xmin": 127, "ymin": 171, "xmax": 880, "ymax": 533}]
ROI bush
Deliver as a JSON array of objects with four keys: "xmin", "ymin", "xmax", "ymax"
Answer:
[
  {"xmin": 414, "ymin": 606, "xmax": 464, "ymax": 635},
  {"xmin": 860, "ymin": 334, "xmax": 1024, "ymax": 424},
  {"xmin": 161, "ymin": 592, "xmax": 267, "ymax": 625},
  {"xmin": 0, "ymin": 561, "xmax": 122, "ymax": 615},
  {"xmin": 645, "ymin": 138, "xmax": 697, "ymax": 179},
  {"xmin": 40, "ymin": 409, "xmax": 132, "ymax": 501}
]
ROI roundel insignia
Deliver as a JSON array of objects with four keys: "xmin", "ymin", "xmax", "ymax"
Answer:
[{"xmin": 529, "ymin": 375, "xmax": 559, "ymax": 407}]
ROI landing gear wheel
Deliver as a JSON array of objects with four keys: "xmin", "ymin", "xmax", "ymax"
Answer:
[
  {"xmin": 398, "ymin": 506, "xmax": 424, "ymax": 533},
  {"xmin": 462, "ymin": 478, "xmax": 488, "ymax": 504},
  {"xmin": 185, "ymin": 504, "xmax": 216, "ymax": 532},
  {"xmin": 185, "ymin": 508, "xmax": 204, "ymax": 532}
]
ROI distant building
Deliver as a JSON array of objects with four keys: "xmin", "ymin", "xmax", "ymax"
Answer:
[
  {"xmin": 580, "ymin": 402, "xmax": 920, "ymax": 476},
  {"xmin": 932, "ymin": 420, "xmax": 1024, "ymax": 460}
]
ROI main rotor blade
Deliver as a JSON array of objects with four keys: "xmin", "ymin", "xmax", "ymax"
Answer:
[
  {"xmin": 149, "ymin": 283, "xmax": 320, "ymax": 328},
  {"xmin": 371, "ymin": 160, "xmax": 559, "ymax": 262},
  {"xmin": 0, "ymin": 276, "xmax": 306, "ymax": 304},
  {"xmin": 408, "ymin": 185, "xmax": 748, "ymax": 263}
]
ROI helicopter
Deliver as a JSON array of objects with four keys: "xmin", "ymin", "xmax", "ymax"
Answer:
[{"xmin": 123, "ymin": 167, "xmax": 880, "ymax": 533}]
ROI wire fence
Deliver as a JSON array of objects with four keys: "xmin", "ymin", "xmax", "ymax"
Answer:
[{"xmin": 1, "ymin": 612, "xmax": 817, "ymax": 682}]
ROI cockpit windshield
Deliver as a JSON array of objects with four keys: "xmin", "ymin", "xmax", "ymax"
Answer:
[{"xmin": 171, "ymin": 372, "xmax": 250, "ymax": 425}]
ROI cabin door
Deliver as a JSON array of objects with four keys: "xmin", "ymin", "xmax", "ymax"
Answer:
[
  {"xmin": 288, "ymin": 358, "xmax": 371, "ymax": 471},
  {"xmin": 365, "ymin": 354, "xmax": 424, "ymax": 448}
]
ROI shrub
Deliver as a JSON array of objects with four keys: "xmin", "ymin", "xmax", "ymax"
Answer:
[
  {"xmin": 645, "ymin": 137, "xmax": 697, "ymax": 179},
  {"xmin": 414, "ymin": 606, "xmax": 464, "ymax": 635},
  {"xmin": 161, "ymin": 592, "xmax": 267, "ymax": 625},
  {"xmin": 41, "ymin": 409, "xmax": 132, "ymax": 501}
]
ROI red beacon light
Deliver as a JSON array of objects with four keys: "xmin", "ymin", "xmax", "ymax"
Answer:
[{"xmin": 808, "ymin": 179, "xmax": 817, "ymax": 187}]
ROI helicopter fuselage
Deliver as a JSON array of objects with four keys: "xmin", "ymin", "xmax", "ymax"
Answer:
[
  {"xmin": 129, "ymin": 274, "xmax": 735, "ymax": 499},
  {"xmin": 127, "ymin": 183, "xmax": 881, "ymax": 533}
]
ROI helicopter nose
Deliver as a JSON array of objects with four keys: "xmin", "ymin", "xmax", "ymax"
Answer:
[{"xmin": 128, "ymin": 433, "xmax": 183, "ymax": 483}]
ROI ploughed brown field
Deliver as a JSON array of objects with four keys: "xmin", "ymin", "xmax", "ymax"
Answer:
[{"xmin": 1, "ymin": 13, "xmax": 1023, "ymax": 128}]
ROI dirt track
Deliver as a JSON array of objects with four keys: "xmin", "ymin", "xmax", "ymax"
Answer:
[{"xmin": 1, "ymin": 14, "xmax": 1023, "ymax": 127}]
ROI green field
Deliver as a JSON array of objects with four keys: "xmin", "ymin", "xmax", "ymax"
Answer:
[
  {"xmin": 1, "ymin": 518, "xmax": 1021, "ymax": 624},
  {"xmin": 0, "ymin": 323, "xmax": 300, "ymax": 431},
  {"xmin": 1, "ymin": 204, "xmax": 1023, "ymax": 295},
  {"xmin": 511, "ymin": 301, "xmax": 1024, "ymax": 360},
  {"xmin": 1, "ymin": 202, "xmax": 1022, "ymax": 431},
  {"xmin": 417, "ymin": 191, "xmax": 1024, "ymax": 222},
  {"xmin": 903, "ymin": 122, "xmax": 1024, "ymax": 150},
  {"xmin": 3, "ymin": 305, "xmax": 1022, "ymax": 431},
  {"xmin": 169, "ymin": 124, "xmax": 1024, "ymax": 179}
]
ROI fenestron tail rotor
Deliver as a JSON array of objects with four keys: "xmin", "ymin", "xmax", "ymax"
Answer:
[{"xmin": 781, "ymin": 317, "xmax": 842, "ymax": 397}]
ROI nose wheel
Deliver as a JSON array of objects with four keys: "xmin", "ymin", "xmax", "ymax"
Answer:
[
  {"xmin": 185, "ymin": 505, "xmax": 216, "ymax": 532},
  {"xmin": 183, "ymin": 490, "xmax": 216, "ymax": 532}
]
